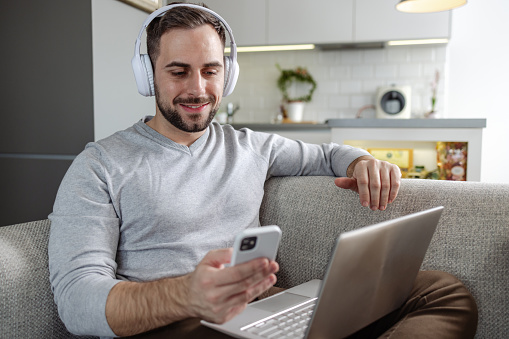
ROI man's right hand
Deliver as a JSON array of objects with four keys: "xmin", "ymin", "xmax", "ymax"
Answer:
[
  {"xmin": 185, "ymin": 248, "xmax": 279, "ymax": 324},
  {"xmin": 106, "ymin": 248, "xmax": 278, "ymax": 337}
]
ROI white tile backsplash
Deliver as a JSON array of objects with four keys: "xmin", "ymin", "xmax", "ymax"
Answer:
[{"xmin": 225, "ymin": 45, "xmax": 447, "ymax": 123}]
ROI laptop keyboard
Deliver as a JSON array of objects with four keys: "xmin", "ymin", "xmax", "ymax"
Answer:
[{"xmin": 241, "ymin": 298, "xmax": 317, "ymax": 338}]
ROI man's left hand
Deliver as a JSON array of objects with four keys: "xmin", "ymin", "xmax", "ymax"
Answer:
[{"xmin": 335, "ymin": 156, "xmax": 401, "ymax": 211}]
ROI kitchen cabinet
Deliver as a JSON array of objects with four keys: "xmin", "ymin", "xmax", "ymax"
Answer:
[
  {"xmin": 205, "ymin": 0, "xmax": 267, "ymax": 46},
  {"xmin": 355, "ymin": 0, "xmax": 450, "ymax": 42},
  {"xmin": 206, "ymin": 0, "xmax": 450, "ymax": 47},
  {"xmin": 328, "ymin": 119, "xmax": 485, "ymax": 181},
  {"xmin": 267, "ymin": 0, "xmax": 353, "ymax": 45}
]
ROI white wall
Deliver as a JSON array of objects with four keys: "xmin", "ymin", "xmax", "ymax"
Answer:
[
  {"xmin": 92, "ymin": 0, "xmax": 155, "ymax": 141},
  {"xmin": 446, "ymin": 0, "xmax": 509, "ymax": 183},
  {"xmin": 227, "ymin": 45, "xmax": 447, "ymax": 123}
]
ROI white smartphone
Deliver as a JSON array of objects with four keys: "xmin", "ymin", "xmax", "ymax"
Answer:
[{"xmin": 229, "ymin": 225, "xmax": 282, "ymax": 266}]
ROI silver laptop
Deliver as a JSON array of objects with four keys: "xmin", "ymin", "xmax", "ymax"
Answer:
[{"xmin": 202, "ymin": 206, "xmax": 444, "ymax": 339}]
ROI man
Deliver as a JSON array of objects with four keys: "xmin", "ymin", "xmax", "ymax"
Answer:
[{"xmin": 48, "ymin": 3, "xmax": 477, "ymax": 338}]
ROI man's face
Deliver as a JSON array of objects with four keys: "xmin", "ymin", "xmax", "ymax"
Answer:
[{"xmin": 153, "ymin": 25, "xmax": 224, "ymax": 133}]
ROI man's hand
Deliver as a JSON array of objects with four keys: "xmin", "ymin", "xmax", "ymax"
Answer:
[
  {"xmin": 185, "ymin": 248, "xmax": 279, "ymax": 324},
  {"xmin": 106, "ymin": 248, "xmax": 278, "ymax": 336},
  {"xmin": 335, "ymin": 156, "xmax": 401, "ymax": 211}
]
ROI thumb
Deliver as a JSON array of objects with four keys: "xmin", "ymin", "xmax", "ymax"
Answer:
[
  {"xmin": 334, "ymin": 177, "xmax": 358, "ymax": 191},
  {"xmin": 201, "ymin": 248, "xmax": 233, "ymax": 268}
]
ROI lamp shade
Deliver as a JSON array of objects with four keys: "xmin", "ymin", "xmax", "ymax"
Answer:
[{"xmin": 396, "ymin": 0, "xmax": 467, "ymax": 13}]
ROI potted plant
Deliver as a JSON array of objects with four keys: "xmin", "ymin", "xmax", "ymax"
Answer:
[{"xmin": 276, "ymin": 65, "xmax": 317, "ymax": 122}]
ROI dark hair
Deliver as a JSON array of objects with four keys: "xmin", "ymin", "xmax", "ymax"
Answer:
[{"xmin": 146, "ymin": 2, "xmax": 226, "ymax": 66}]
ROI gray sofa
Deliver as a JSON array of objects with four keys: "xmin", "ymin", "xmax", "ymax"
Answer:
[{"xmin": 1, "ymin": 177, "xmax": 508, "ymax": 338}]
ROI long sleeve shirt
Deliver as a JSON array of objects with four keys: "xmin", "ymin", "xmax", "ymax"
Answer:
[{"xmin": 48, "ymin": 117, "xmax": 370, "ymax": 336}]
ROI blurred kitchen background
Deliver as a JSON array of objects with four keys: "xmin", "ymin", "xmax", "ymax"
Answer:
[{"xmin": 1, "ymin": 0, "xmax": 508, "ymax": 225}]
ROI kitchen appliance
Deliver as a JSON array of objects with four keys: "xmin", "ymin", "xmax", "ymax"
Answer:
[{"xmin": 376, "ymin": 85, "xmax": 411, "ymax": 119}]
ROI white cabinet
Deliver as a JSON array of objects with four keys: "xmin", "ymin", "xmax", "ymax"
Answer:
[
  {"xmin": 355, "ymin": 0, "xmax": 450, "ymax": 42},
  {"xmin": 267, "ymin": 0, "xmax": 353, "ymax": 45},
  {"xmin": 205, "ymin": 0, "xmax": 267, "ymax": 46},
  {"xmin": 206, "ymin": 0, "xmax": 450, "ymax": 46},
  {"xmin": 328, "ymin": 119, "xmax": 485, "ymax": 182}
]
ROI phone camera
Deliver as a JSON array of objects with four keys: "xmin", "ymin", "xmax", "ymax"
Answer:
[{"xmin": 240, "ymin": 236, "xmax": 257, "ymax": 251}]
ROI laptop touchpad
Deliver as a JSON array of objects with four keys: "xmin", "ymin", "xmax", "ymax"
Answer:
[{"xmin": 251, "ymin": 292, "xmax": 311, "ymax": 313}]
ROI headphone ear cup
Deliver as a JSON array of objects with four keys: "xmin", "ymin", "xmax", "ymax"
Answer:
[
  {"xmin": 223, "ymin": 56, "xmax": 239, "ymax": 97},
  {"xmin": 141, "ymin": 54, "xmax": 155, "ymax": 96},
  {"xmin": 131, "ymin": 54, "xmax": 155, "ymax": 97},
  {"xmin": 223, "ymin": 56, "xmax": 231, "ymax": 92}
]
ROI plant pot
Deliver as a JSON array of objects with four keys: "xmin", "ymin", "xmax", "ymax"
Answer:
[{"xmin": 287, "ymin": 102, "xmax": 305, "ymax": 122}]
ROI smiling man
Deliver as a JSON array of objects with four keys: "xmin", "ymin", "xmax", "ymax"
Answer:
[{"xmin": 48, "ymin": 3, "xmax": 477, "ymax": 338}]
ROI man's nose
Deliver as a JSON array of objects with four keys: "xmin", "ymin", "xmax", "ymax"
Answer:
[{"xmin": 186, "ymin": 71, "xmax": 206, "ymax": 96}]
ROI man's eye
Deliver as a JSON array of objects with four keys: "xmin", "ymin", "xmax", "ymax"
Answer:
[{"xmin": 171, "ymin": 71, "xmax": 187, "ymax": 77}]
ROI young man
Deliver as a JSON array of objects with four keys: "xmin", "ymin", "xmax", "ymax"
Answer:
[{"xmin": 48, "ymin": 3, "xmax": 476, "ymax": 338}]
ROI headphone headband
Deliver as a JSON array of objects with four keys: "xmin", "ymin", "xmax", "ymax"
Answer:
[
  {"xmin": 133, "ymin": 4, "xmax": 238, "ymax": 61},
  {"xmin": 132, "ymin": 3, "xmax": 239, "ymax": 97}
]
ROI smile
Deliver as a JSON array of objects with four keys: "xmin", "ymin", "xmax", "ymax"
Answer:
[{"xmin": 179, "ymin": 103, "xmax": 210, "ymax": 112}]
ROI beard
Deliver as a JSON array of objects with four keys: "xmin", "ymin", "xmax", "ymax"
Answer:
[{"xmin": 155, "ymin": 84, "xmax": 219, "ymax": 133}]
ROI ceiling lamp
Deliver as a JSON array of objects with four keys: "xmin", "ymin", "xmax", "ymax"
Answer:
[{"xmin": 396, "ymin": 0, "xmax": 467, "ymax": 13}]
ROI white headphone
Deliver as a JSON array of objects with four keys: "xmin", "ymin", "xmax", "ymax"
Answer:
[{"xmin": 131, "ymin": 3, "xmax": 239, "ymax": 97}]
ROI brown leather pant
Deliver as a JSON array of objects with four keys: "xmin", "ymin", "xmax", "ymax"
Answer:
[{"xmin": 129, "ymin": 270, "xmax": 478, "ymax": 339}]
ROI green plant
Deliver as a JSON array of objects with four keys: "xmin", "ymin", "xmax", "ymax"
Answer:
[
  {"xmin": 425, "ymin": 70, "xmax": 440, "ymax": 118},
  {"xmin": 276, "ymin": 64, "xmax": 317, "ymax": 103}
]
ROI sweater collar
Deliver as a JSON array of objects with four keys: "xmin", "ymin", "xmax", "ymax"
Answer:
[{"xmin": 135, "ymin": 116, "xmax": 210, "ymax": 153}]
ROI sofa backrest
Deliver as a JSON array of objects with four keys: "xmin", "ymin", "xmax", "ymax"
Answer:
[
  {"xmin": 2, "ymin": 177, "xmax": 508, "ymax": 338},
  {"xmin": 260, "ymin": 176, "xmax": 509, "ymax": 339}
]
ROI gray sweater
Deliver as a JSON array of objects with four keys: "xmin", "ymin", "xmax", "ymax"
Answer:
[{"xmin": 48, "ymin": 117, "xmax": 370, "ymax": 336}]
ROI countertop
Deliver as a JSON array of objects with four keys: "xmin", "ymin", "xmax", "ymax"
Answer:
[
  {"xmin": 232, "ymin": 119, "xmax": 487, "ymax": 130},
  {"xmin": 326, "ymin": 118, "xmax": 486, "ymax": 128},
  {"xmin": 231, "ymin": 123, "xmax": 329, "ymax": 131}
]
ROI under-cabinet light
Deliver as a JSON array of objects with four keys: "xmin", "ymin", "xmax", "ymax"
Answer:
[
  {"xmin": 225, "ymin": 44, "xmax": 315, "ymax": 53},
  {"xmin": 387, "ymin": 38, "xmax": 449, "ymax": 46}
]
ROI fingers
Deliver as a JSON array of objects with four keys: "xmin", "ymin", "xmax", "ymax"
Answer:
[
  {"xmin": 352, "ymin": 160, "xmax": 372, "ymax": 208},
  {"xmin": 334, "ymin": 177, "xmax": 358, "ymax": 191},
  {"xmin": 388, "ymin": 165, "xmax": 401, "ymax": 204},
  {"xmin": 213, "ymin": 259, "xmax": 278, "ymax": 295},
  {"xmin": 350, "ymin": 158, "xmax": 401, "ymax": 211},
  {"xmin": 187, "ymin": 253, "xmax": 279, "ymax": 324}
]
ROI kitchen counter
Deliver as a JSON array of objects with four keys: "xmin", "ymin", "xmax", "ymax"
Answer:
[
  {"xmin": 232, "ymin": 119, "xmax": 486, "ymax": 181},
  {"xmin": 231, "ymin": 122, "xmax": 331, "ymax": 145},
  {"xmin": 233, "ymin": 118, "xmax": 487, "ymax": 130},
  {"xmin": 231, "ymin": 123, "xmax": 329, "ymax": 131},
  {"xmin": 326, "ymin": 118, "xmax": 486, "ymax": 128}
]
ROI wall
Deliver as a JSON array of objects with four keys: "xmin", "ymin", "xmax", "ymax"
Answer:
[
  {"xmin": 446, "ymin": 0, "xmax": 509, "ymax": 183},
  {"xmin": 92, "ymin": 0, "xmax": 155, "ymax": 141},
  {"xmin": 228, "ymin": 45, "xmax": 447, "ymax": 124},
  {"xmin": 0, "ymin": 0, "xmax": 94, "ymax": 226}
]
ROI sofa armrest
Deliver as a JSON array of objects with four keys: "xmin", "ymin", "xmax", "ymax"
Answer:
[{"xmin": 0, "ymin": 220, "xmax": 93, "ymax": 338}]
